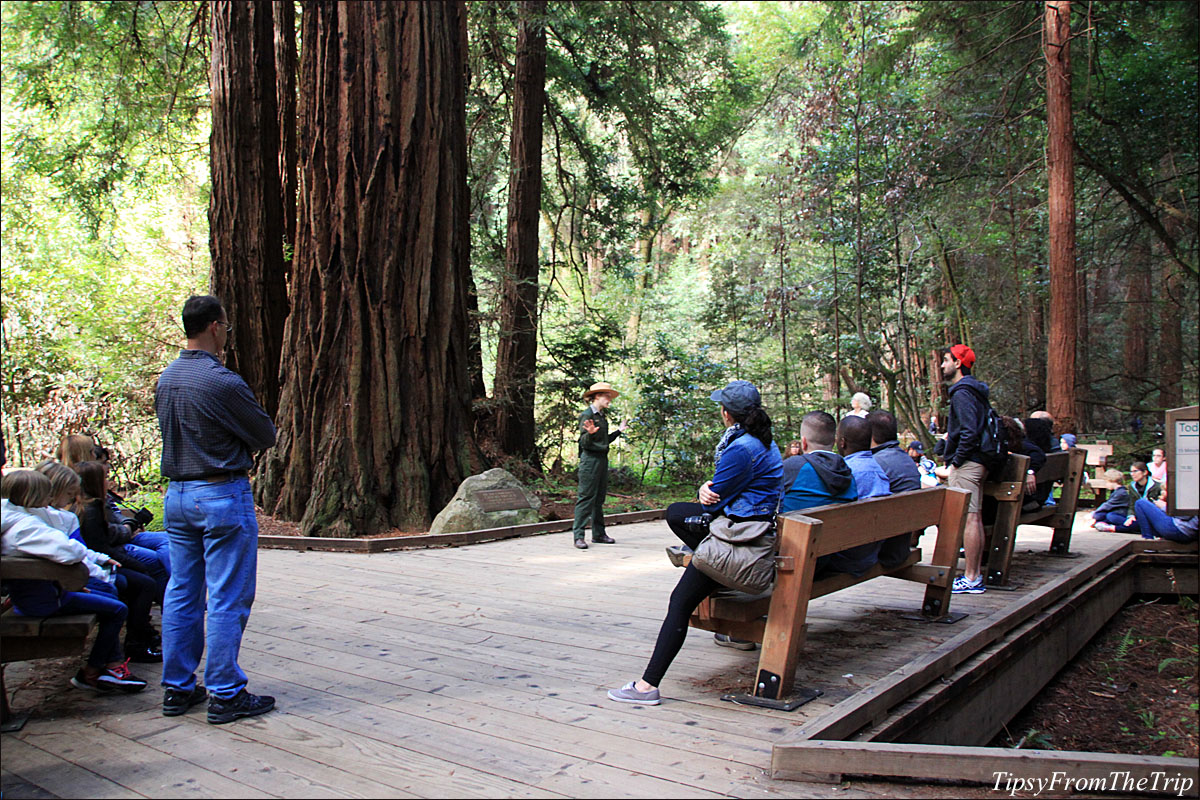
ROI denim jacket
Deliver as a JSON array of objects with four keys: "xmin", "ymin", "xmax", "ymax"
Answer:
[{"xmin": 705, "ymin": 431, "xmax": 783, "ymax": 518}]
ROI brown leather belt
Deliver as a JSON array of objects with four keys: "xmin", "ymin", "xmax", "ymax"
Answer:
[{"xmin": 198, "ymin": 470, "xmax": 248, "ymax": 483}]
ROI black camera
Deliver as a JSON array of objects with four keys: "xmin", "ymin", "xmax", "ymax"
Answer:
[
  {"xmin": 682, "ymin": 513, "xmax": 712, "ymax": 536},
  {"xmin": 129, "ymin": 507, "xmax": 154, "ymax": 527}
]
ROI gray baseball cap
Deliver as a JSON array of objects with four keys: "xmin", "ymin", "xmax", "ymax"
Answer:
[{"xmin": 710, "ymin": 380, "xmax": 762, "ymax": 416}]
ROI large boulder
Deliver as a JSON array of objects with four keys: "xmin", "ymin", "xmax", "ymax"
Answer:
[{"xmin": 428, "ymin": 468, "xmax": 542, "ymax": 535}]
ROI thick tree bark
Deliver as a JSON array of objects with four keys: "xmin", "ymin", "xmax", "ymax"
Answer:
[
  {"xmin": 209, "ymin": 0, "xmax": 290, "ymax": 418},
  {"xmin": 1044, "ymin": 0, "xmax": 1077, "ymax": 432},
  {"xmin": 1122, "ymin": 226, "xmax": 1151, "ymax": 409},
  {"xmin": 274, "ymin": 0, "xmax": 297, "ymax": 261},
  {"xmin": 493, "ymin": 0, "xmax": 547, "ymax": 465},
  {"xmin": 257, "ymin": 0, "xmax": 474, "ymax": 537}
]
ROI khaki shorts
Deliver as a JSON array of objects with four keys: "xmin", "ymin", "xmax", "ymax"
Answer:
[{"xmin": 947, "ymin": 460, "xmax": 987, "ymax": 514}]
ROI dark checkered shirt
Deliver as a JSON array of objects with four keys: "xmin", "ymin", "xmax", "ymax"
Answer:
[{"xmin": 155, "ymin": 350, "xmax": 277, "ymax": 480}]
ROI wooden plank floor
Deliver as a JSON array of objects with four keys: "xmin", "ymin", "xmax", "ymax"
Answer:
[{"xmin": 2, "ymin": 514, "xmax": 1133, "ymax": 799}]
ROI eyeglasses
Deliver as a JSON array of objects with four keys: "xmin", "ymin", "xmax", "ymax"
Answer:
[{"xmin": 215, "ymin": 320, "xmax": 232, "ymax": 333}]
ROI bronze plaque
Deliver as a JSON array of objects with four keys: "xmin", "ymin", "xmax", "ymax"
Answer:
[{"xmin": 475, "ymin": 488, "xmax": 534, "ymax": 512}]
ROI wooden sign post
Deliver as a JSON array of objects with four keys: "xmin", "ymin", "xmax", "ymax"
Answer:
[{"xmin": 1164, "ymin": 405, "xmax": 1199, "ymax": 516}]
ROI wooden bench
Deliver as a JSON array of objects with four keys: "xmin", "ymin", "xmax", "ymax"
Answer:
[
  {"xmin": 1, "ymin": 556, "xmax": 95, "ymax": 733},
  {"xmin": 982, "ymin": 447, "xmax": 1087, "ymax": 588},
  {"xmin": 688, "ymin": 486, "xmax": 970, "ymax": 710},
  {"xmin": 1076, "ymin": 442, "xmax": 1119, "ymax": 503}
]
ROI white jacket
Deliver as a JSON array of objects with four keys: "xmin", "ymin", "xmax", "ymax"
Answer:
[{"xmin": 1, "ymin": 499, "xmax": 109, "ymax": 582}]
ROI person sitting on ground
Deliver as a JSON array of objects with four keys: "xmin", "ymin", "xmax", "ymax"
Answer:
[
  {"xmin": 1149, "ymin": 447, "xmax": 1168, "ymax": 486},
  {"xmin": 907, "ymin": 440, "xmax": 939, "ymax": 487},
  {"xmin": 73, "ymin": 461, "xmax": 163, "ymax": 662},
  {"xmin": 1095, "ymin": 461, "xmax": 1162, "ymax": 534},
  {"xmin": 1091, "ymin": 469, "xmax": 1132, "ymax": 530},
  {"xmin": 0, "ymin": 470, "xmax": 148, "ymax": 693},
  {"xmin": 848, "ymin": 392, "xmax": 872, "ymax": 418},
  {"xmin": 868, "ymin": 411, "xmax": 924, "ymax": 565},
  {"xmin": 1132, "ymin": 486, "xmax": 1197, "ymax": 544},
  {"xmin": 607, "ymin": 381, "xmax": 782, "ymax": 706}
]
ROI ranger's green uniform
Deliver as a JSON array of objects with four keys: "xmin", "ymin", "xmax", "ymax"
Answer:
[{"xmin": 573, "ymin": 404, "xmax": 622, "ymax": 544}]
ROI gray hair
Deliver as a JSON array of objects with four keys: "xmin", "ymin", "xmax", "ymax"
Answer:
[{"xmin": 851, "ymin": 392, "xmax": 872, "ymax": 412}]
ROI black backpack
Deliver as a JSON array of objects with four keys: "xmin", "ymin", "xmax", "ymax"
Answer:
[{"xmin": 967, "ymin": 385, "xmax": 1008, "ymax": 474}]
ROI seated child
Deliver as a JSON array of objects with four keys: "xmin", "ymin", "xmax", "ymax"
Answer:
[
  {"xmin": 1, "ymin": 470, "xmax": 148, "ymax": 693},
  {"xmin": 1091, "ymin": 468, "xmax": 1131, "ymax": 530}
]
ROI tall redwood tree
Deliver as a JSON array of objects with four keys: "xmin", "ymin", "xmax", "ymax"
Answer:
[
  {"xmin": 209, "ymin": 0, "xmax": 291, "ymax": 417},
  {"xmin": 257, "ymin": 1, "xmax": 474, "ymax": 536},
  {"xmin": 1044, "ymin": 0, "xmax": 1077, "ymax": 432},
  {"xmin": 493, "ymin": 0, "xmax": 548, "ymax": 465}
]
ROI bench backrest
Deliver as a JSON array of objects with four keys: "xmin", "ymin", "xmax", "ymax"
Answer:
[
  {"xmin": 0, "ymin": 556, "xmax": 89, "ymax": 592},
  {"xmin": 1077, "ymin": 443, "xmax": 1112, "ymax": 467},
  {"xmin": 778, "ymin": 486, "xmax": 966, "ymax": 556}
]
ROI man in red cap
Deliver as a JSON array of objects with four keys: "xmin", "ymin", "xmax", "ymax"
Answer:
[{"xmin": 938, "ymin": 344, "xmax": 992, "ymax": 594}]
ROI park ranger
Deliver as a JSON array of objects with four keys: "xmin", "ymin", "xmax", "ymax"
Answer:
[{"xmin": 572, "ymin": 382, "xmax": 628, "ymax": 549}]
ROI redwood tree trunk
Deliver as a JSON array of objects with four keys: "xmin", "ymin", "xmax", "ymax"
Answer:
[
  {"xmin": 257, "ymin": 0, "xmax": 474, "ymax": 537},
  {"xmin": 1044, "ymin": 0, "xmax": 1077, "ymax": 432},
  {"xmin": 493, "ymin": 0, "xmax": 547, "ymax": 465},
  {"xmin": 274, "ymin": 0, "xmax": 298, "ymax": 260},
  {"xmin": 209, "ymin": 0, "xmax": 290, "ymax": 417},
  {"xmin": 1122, "ymin": 226, "xmax": 1151, "ymax": 409}
]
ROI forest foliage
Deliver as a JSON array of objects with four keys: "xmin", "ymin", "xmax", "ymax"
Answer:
[{"xmin": 1, "ymin": 1, "xmax": 1196, "ymax": 501}]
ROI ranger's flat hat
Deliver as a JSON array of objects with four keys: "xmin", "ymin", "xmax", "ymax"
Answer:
[{"xmin": 583, "ymin": 382, "xmax": 619, "ymax": 400}]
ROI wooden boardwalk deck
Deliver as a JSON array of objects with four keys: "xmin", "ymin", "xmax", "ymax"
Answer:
[{"xmin": 2, "ymin": 514, "xmax": 1133, "ymax": 798}]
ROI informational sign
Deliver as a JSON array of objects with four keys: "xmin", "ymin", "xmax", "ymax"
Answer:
[
  {"xmin": 475, "ymin": 488, "xmax": 534, "ymax": 512},
  {"xmin": 1165, "ymin": 405, "xmax": 1199, "ymax": 516}
]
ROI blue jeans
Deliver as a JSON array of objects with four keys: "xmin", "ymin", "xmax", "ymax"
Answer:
[
  {"xmin": 121, "ymin": 531, "xmax": 172, "ymax": 597},
  {"xmin": 1094, "ymin": 510, "xmax": 1140, "ymax": 533},
  {"xmin": 1134, "ymin": 499, "xmax": 1196, "ymax": 543},
  {"xmin": 7, "ymin": 577, "xmax": 127, "ymax": 668},
  {"xmin": 162, "ymin": 476, "xmax": 259, "ymax": 699}
]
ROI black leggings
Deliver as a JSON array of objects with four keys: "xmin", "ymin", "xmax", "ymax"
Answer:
[{"xmin": 642, "ymin": 502, "xmax": 769, "ymax": 688}]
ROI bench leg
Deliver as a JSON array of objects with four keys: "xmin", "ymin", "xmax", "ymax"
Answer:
[
  {"xmin": 721, "ymin": 520, "xmax": 823, "ymax": 711},
  {"xmin": 1048, "ymin": 524, "xmax": 1074, "ymax": 556},
  {"xmin": 1, "ymin": 665, "xmax": 31, "ymax": 734}
]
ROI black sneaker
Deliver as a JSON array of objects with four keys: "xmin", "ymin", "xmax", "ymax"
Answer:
[
  {"xmin": 163, "ymin": 685, "xmax": 209, "ymax": 717},
  {"xmin": 208, "ymin": 689, "xmax": 276, "ymax": 725},
  {"xmin": 592, "ymin": 533, "xmax": 616, "ymax": 544},
  {"xmin": 70, "ymin": 669, "xmax": 116, "ymax": 694}
]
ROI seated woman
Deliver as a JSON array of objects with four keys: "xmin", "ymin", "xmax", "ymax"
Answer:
[
  {"xmin": 1095, "ymin": 461, "xmax": 1162, "ymax": 534},
  {"xmin": 1001, "ymin": 417, "xmax": 1046, "ymax": 511},
  {"xmin": 72, "ymin": 461, "xmax": 163, "ymax": 662},
  {"xmin": 1133, "ymin": 487, "xmax": 1197, "ymax": 544},
  {"xmin": 607, "ymin": 381, "xmax": 782, "ymax": 705},
  {"xmin": 1, "ymin": 470, "xmax": 147, "ymax": 693},
  {"xmin": 57, "ymin": 436, "xmax": 172, "ymax": 592}
]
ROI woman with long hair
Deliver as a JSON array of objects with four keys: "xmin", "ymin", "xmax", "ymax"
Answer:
[
  {"xmin": 74, "ymin": 461, "xmax": 162, "ymax": 662},
  {"xmin": 607, "ymin": 381, "xmax": 782, "ymax": 705}
]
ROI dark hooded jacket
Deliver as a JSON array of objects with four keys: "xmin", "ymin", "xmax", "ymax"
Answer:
[{"xmin": 944, "ymin": 375, "xmax": 991, "ymax": 468}]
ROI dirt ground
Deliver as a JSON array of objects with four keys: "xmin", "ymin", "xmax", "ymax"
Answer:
[{"xmin": 993, "ymin": 597, "xmax": 1199, "ymax": 759}]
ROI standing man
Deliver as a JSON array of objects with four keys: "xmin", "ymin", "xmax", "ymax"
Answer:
[
  {"xmin": 156, "ymin": 295, "xmax": 278, "ymax": 724},
  {"xmin": 572, "ymin": 382, "xmax": 628, "ymax": 549},
  {"xmin": 936, "ymin": 344, "xmax": 990, "ymax": 595}
]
